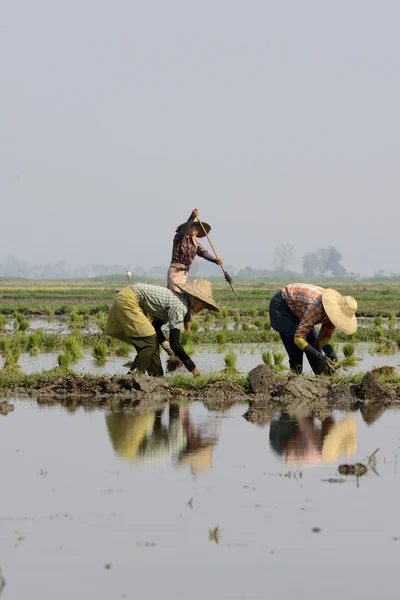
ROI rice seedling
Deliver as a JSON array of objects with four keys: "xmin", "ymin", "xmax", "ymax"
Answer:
[
  {"xmin": 388, "ymin": 311, "xmax": 397, "ymax": 328},
  {"xmin": 0, "ymin": 336, "xmax": 11, "ymax": 355},
  {"xmin": 180, "ymin": 331, "xmax": 192, "ymax": 346},
  {"xmin": 166, "ymin": 355, "xmax": 183, "ymax": 372},
  {"xmin": 374, "ymin": 315, "xmax": 382, "ymax": 327},
  {"xmin": 242, "ymin": 322, "xmax": 249, "ymax": 331},
  {"xmin": 234, "ymin": 311, "xmax": 240, "ymax": 324},
  {"xmin": 254, "ymin": 319, "xmax": 262, "ymax": 328},
  {"xmin": 63, "ymin": 336, "xmax": 83, "ymax": 361},
  {"xmin": 251, "ymin": 308, "xmax": 258, "ymax": 319},
  {"xmin": 190, "ymin": 321, "xmax": 200, "ymax": 333},
  {"xmin": 97, "ymin": 316, "xmax": 107, "ymax": 332},
  {"xmin": 115, "ymin": 344, "xmax": 131, "ymax": 357},
  {"xmin": 203, "ymin": 313, "xmax": 211, "ymax": 323},
  {"xmin": 262, "ymin": 350, "xmax": 273, "ymax": 366},
  {"xmin": 375, "ymin": 326, "xmax": 384, "ymax": 339},
  {"xmin": 183, "ymin": 343, "xmax": 195, "ymax": 357},
  {"xmin": 273, "ymin": 350, "xmax": 287, "ymax": 371},
  {"xmin": 216, "ymin": 333, "xmax": 227, "ymax": 345},
  {"xmin": 342, "ymin": 343, "xmax": 355, "ymax": 358},
  {"xmin": 0, "ymin": 314, "xmax": 5, "ymax": 331},
  {"xmin": 27, "ymin": 332, "xmax": 43, "ymax": 356},
  {"xmin": 18, "ymin": 318, "xmax": 29, "ymax": 333},
  {"xmin": 3, "ymin": 348, "xmax": 21, "ymax": 372},
  {"xmin": 48, "ymin": 308, "xmax": 55, "ymax": 320},
  {"xmin": 92, "ymin": 341, "xmax": 108, "ymax": 364},
  {"xmin": 221, "ymin": 308, "xmax": 229, "ymax": 318},
  {"xmin": 374, "ymin": 339, "xmax": 397, "ymax": 355},
  {"xmin": 57, "ymin": 352, "xmax": 72, "ymax": 368},
  {"xmin": 70, "ymin": 312, "xmax": 84, "ymax": 327},
  {"xmin": 264, "ymin": 319, "xmax": 271, "ymax": 331},
  {"xmin": 222, "ymin": 350, "xmax": 239, "ymax": 374}
]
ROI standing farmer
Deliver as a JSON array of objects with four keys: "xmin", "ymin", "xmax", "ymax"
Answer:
[
  {"xmin": 269, "ymin": 283, "xmax": 358, "ymax": 375},
  {"xmin": 106, "ymin": 279, "xmax": 219, "ymax": 377},
  {"xmin": 168, "ymin": 209, "xmax": 222, "ymax": 331}
]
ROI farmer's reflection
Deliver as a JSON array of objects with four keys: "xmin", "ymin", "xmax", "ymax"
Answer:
[
  {"xmin": 269, "ymin": 412, "xmax": 357, "ymax": 466},
  {"xmin": 106, "ymin": 405, "xmax": 219, "ymax": 474}
]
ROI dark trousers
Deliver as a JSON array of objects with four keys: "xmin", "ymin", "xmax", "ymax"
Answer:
[
  {"xmin": 130, "ymin": 335, "xmax": 164, "ymax": 377},
  {"xmin": 269, "ymin": 290, "xmax": 322, "ymax": 374}
]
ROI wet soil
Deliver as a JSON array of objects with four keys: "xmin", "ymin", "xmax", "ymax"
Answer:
[{"xmin": 1, "ymin": 365, "xmax": 399, "ymax": 416}]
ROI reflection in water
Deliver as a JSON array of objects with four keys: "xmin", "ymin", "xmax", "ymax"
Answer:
[
  {"xmin": 269, "ymin": 412, "xmax": 357, "ymax": 466},
  {"xmin": 106, "ymin": 405, "xmax": 220, "ymax": 474}
]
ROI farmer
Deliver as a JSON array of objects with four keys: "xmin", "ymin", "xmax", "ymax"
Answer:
[
  {"xmin": 168, "ymin": 208, "xmax": 222, "ymax": 331},
  {"xmin": 105, "ymin": 279, "xmax": 219, "ymax": 377},
  {"xmin": 269, "ymin": 283, "xmax": 358, "ymax": 375}
]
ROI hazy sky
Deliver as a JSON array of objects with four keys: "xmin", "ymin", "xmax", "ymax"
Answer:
[{"xmin": 1, "ymin": 0, "xmax": 399, "ymax": 274}]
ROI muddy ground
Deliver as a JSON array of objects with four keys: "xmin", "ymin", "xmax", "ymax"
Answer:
[{"xmin": 0, "ymin": 365, "xmax": 399, "ymax": 417}]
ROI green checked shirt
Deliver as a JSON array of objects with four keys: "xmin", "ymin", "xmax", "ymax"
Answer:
[{"xmin": 131, "ymin": 283, "xmax": 189, "ymax": 331}]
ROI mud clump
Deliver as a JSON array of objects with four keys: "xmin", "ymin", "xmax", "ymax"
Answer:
[
  {"xmin": 357, "ymin": 371, "xmax": 396, "ymax": 403},
  {"xmin": 0, "ymin": 400, "xmax": 14, "ymax": 415},
  {"xmin": 202, "ymin": 380, "xmax": 246, "ymax": 412},
  {"xmin": 248, "ymin": 365, "xmax": 279, "ymax": 395}
]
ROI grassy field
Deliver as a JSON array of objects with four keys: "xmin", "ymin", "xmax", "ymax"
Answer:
[{"xmin": 0, "ymin": 280, "xmax": 400, "ymax": 316}]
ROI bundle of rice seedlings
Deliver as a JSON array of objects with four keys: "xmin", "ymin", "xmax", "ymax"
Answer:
[
  {"xmin": 242, "ymin": 322, "xmax": 249, "ymax": 331},
  {"xmin": 18, "ymin": 319, "xmax": 29, "ymax": 333},
  {"xmin": 251, "ymin": 308, "xmax": 258, "ymax": 319},
  {"xmin": 273, "ymin": 350, "xmax": 287, "ymax": 371},
  {"xmin": 3, "ymin": 348, "xmax": 21, "ymax": 372},
  {"xmin": 183, "ymin": 343, "xmax": 195, "ymax": 357},
  {"xmin": 374, "ymin": 315, "xmax": 383, "ymax": 327},
  {"xmin": 57, "ymin": 352, "xmax": 72, "ymax": 368},
  {"xmin": 190, "ymin": 321, "xmax": 200, "ymax": 333},
  {"xmin": 216, "ymin": 332, "xmax": 227, "ymax": 345},
  {"xmin": 180, "ymin": 331, "xmax": 192, "ymax": 346},
  {"xmin": 254, "ymin": 319, "xmax": 262, "ymax": 328},
  {"xmin": 342, "ymin": 343, "xmax": 355, "ymax": 358},
  {"xmin": 0, "ymin": 314, "xmax": 5, "ymax": 331},
  {"xmin": 48, "ymin": 308, "xmax": 55, "ymax": 321},
  {"xmin": 92, "ymin": 341, "xmax": 108, "ymax": 364},
  {"xmin": 264, "ymin": 319, "xmax": 271, "ymax": 331},
  {"xmin": 234, "ymin": 311, "xmax": 240, "ymax": 324},
  {"xmin": 63, "ymin": 336, "xmax": 83, "ymax": 361},
  {"xmin": 204, "ymin": 313, "xmax": 211, "ymax": 323},
  {"xmin": 375, "ymin": 326, "xmax": 384, "ymax": 339},
  {"xmin": 221, "ymin": 309, "xmax": 229, "ymax": 318},
  {"xmin": 166, "ymin": 355, "xmax": 183, "ymax": 372},
  {"xmin": 375, "ymin": 339, "xmax": 397, "ymax": 355},
  {"xmin": 222, "ymin": 350, "xmax": 239, "ymax": 374},
  {"xmin": 388, "ymin": 311, "xmax": 397, "ymax": 328},
  {"xmin": 115, "ymin": 344, "xmax": 131, "ymax": 357},
  {"xmin": 27, "ymin": 332, "xmax": 42, "ymax": 356},
  {"xmin": 0, "ymin": 337, "xmax": 11, "ymax": 355},
  {"xmin": 70, "ymin": 312, "xmax": 84, "ymax": 327},
  {"xmin": 262, "ymin": 350, "xmax": 273, "ymax": 366}
]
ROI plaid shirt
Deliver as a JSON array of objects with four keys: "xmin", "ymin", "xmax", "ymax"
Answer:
[
  {"xmin": 131, "ymin": 283, "xmax": 188, "ymax": 331},
  {"xmin": 171, "ymin": 212, "xmax": 215, "ymax": 267},
  {"xmin": 281, "ymin": 283, "xmax": 335, "ymax": 341}
]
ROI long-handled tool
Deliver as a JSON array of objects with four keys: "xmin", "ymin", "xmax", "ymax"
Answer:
[{"xmin": 196, "ymin": 216, "xmax": 237, "ymax": 296}]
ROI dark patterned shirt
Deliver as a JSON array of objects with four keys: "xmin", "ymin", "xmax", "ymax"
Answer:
[{"xmin": 170, "ymin": 213, "xmax": 216, "ymax": 267}]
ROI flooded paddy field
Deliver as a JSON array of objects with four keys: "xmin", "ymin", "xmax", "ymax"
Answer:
[
  {"xmin": 1, "ymin": 281, "xmax": 400, "ymax": 599},
  {"xmin": 2, "ymin": 397, "xmax": 400, "ymax": 599}
]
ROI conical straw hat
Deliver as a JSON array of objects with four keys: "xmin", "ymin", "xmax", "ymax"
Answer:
[
  {"xmin": 176, "ymin": 219, "xmax": 211, "ymax": 239},
  {"xmin": 321, "ymin": 417, "xmax": 357, "ymax": 463},
  {"xmin": 322, "ymin": 289, "xmax": 358, "ymax": 334},
  {"xmin": 176, "ymin": 278, "xmax": 220, "ymax": 312},
  {"xmin": 179, "ymin": 444, "xmax": 215, "ymax": 474}
]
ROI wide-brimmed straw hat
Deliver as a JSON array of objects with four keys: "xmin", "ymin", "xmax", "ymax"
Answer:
[
  {"xmin": 321, "ymin": 417, "xmax": 357, "ymax": 463},
  {"xmin": 176, "ymin": 278, "xmax": 220, "ymax": 312},
  {"xmin": 179, "ymin": 444, "xmax": 216, "ymax": 474},
  {"xmin": 322, "ymin": 289, "xmax": 358, "ymax": 334},
  {"xmin": 176, "ymin": 218, "xmax": 211, "ymax": 239}
]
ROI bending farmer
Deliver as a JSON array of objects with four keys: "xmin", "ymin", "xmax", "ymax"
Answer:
[
  {"xmin": 106, "ymin": 279, "xmax": 219, "ymax": 377},
  {"xmin": 167, "ymin": 208, "xmax": 222, "ymax": 331},
  {"xmin": 269, "ymin": 283, "xmax": 358, "ymax": 375}
]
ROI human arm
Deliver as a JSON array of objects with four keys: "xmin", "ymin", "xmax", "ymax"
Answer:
[
  {"xmin": 176, "ymin": 208, "xmax": 199, "ymax": 238},
  {"xmin": 315, "ymin": 321, "xmax": 338, "ymax": 360},
  {"xmin": 169, "ymin": 329, "xmax": 200, "ymax": 375},
  {"xmin": 196, "ymin": 243, "xmax": 223, "ymax": 265},
  {"xmin": 153, "ymin": 319, "xmax": 174, "ymax": 356}
]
